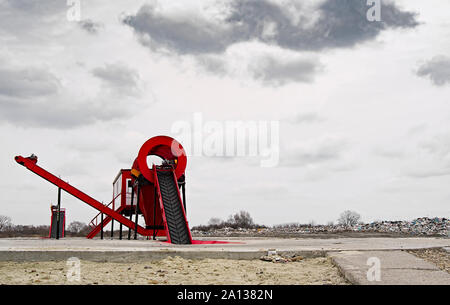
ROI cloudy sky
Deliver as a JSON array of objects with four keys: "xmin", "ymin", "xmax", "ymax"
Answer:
[{"xmin": 1, "ymin": 0, "xmax": 449, "ymax": 227}]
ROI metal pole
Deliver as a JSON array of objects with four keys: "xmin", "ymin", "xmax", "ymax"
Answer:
[
  {"xmin": 119, "ymin": 223, "xmax": 123, "ymax": 240},
  {"xmin": 153, "ymin": 186, "xmax": 157, "ymax": 240},
  {"xmin": 134, "ymin": 184, "xmax": 141, "ymax": 240},
  {"xmin": 128, "ymin": 186, "xmax": 135, "ymax": 240},
  {"xmin": 100, "ymin": 213, "xmax": 104, "ymax": 240},
  {"xmin": 56, "ymin": 187, "xmax": 61, "ymax": 240},
  {"xmin": 110, "ymin": 219, "xmax": 114, "ymax": 239},
  {"xmin": 182, "ymin": 183, "xmax": 186, "ymax": 215}
]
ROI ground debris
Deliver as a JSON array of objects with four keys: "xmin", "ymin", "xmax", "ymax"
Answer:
[
  {"xmin": 260, "ymin": 254, "xmax": 304, "ymax": 263},
  {"xmin": 408, "ymin": 248, "xmax": 450, "ymax": 274}
]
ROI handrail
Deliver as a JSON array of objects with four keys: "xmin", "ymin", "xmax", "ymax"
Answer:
[{"xmin": 89, "ymin": 199, "xmax": 114, "ymax": 228}]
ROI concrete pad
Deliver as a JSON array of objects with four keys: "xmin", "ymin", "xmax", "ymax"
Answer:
[
  {"xmin": 328, "ymin": 250, "xmax": 450, "ymax": 285},
  {"xmin": 0, "ymin": 237, "xmax": 448, "ymax": 262}
]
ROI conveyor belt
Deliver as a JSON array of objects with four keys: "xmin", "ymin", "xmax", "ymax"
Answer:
[{"xmin": 156, "ymin": 170, "xmax": 191, "ymax": 244}]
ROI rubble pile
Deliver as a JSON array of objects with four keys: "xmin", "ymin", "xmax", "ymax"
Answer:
[
  {"xmin": 360, "ymin": 217, "xmax": 449, "ymax": 235},
  {"xmin": 260, "ymin": 254, "xmax": 304, "ymax": 263},
  {"xmin": 192, "ymin": 217, "xmax": 449, "ymax": 237}
]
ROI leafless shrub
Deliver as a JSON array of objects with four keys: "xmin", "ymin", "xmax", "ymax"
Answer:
[
  {"xmin": 337, "ymin": 210, "xmax": 361, "ymax": 227},
  {"xmin": 192, "ymin": 211, "xmax": 263, "ymax": 231},
  {"xmin": 67, "ymin": 221, "xmax": 88, "ymax": 234},
  {"xmin": 0, "ymin": 215, "xmax": 12, "ymax": 232}
]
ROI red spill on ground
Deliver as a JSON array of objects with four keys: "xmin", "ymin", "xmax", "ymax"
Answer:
[
  {"xmin": 162, "ymin": 240, "xmax": 243, "ymax": 244},
  {"xmin": 191, "ymin": 240, "xmax": 243, "ymax": 244}
]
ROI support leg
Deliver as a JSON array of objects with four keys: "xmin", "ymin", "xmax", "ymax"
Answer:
[
  {"xmin": 56, "ymin": 187, "xmax": 61, "ymax": 240},
  {"xmin": 153, "ymin": 186, "xmax": 157, "ymax": 240},
  {"xmin": 100, "ymin": 213, "xmax": 104, "ymax": 240},
  {"xmin": 134, "ymin": 184, "xmax": 141, "ymax": 240},
  {"xmin": 128, "ymin": 186, "xmax": 135, "ymax": 240},
  {"xmin": 182, "ymin": 183, "xmax": 186, "ymax": 215},
  {"xmin": 110, "ymin": 219, "xmax": 114, "ymax": 239}
]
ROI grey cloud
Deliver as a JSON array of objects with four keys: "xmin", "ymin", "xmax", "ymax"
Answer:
[
  {"xmin": 0, "ymin": 0, "xmax": 66, "ymax": 38},
  {"xmin": 0, "ymin": 67, "xmax": 60, "ymax": 98},
  {"xmin": 123, "ymin": 0, "xmax": 419, "ymax": 55},
  {"xmin": 78, "ymin": 19, "xmax": 102, "ymax": 34},
  {"xmin": 122, "ymin": 4, "xmax": 228, "ymax": 55},
  {"xmin": 3, "ymin": 0, "xmax": 64, "ymax": 13},
  {"xmin": 0, "ymin": 66, "xmax": 141, "ymax": 129},
  {"xmin": 0, "ymin": 96, "xmax": 130, "ymax": 129},
  {"xmin": 249, "ymin": 55, "xmax": 322, "ymax": 85},
  {"xmin": 281, "ymin": 136, "xmax": 348, "ymax": 167},
  {"xmin": 373, "ymin": 147, "xmax": 406, "ymax": 159},
  {"xmin": 404, "ymin": 134, "xmax": 450, "ymax": 179},
  {"xmin": 416, "ymin": 56, "xmax": 450, "ymax": 86},
  {"xmin": 197, "ymin": 55, "xmax": 228, "ymax": 75},
  {"xmin": 406, "ymin": 168, "xmax": 450, "ymax": 179},
  {"xmin": 419, "ymin": 133, "xmax": 450, "ymax": 159},
  {"xmin": 92, "ymin": 63, "xmax": 140, "ymax": 96},
  {"xmin": 286, "ymin": 112, "xmax": 324, "ymax": 124}
]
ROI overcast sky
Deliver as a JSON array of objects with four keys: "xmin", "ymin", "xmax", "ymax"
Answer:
[{"xmin": 1, "ymin": 0, "xmax": 449, "ymax": 227}]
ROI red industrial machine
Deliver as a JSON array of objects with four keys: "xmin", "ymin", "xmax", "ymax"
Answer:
[{"xmin": 15, "ymin": 136, "xmax": 193, "ymax": 244}]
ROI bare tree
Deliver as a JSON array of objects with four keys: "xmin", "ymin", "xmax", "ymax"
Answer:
[
  {"xmin": 0, "ymin": 215, "xmax": 12, "ymax": 232},
  {"xmin": 67, "ymin": 221, "xmax": 88, "ymax": 234},
  {"xmin": 207, "ymin": 217, "xmax": 223, "ymax": 226},
  {"xmin": 337, "ymin": 210, "xmax": 361, "ymax": 227},
  {"xmin": 227, "ymin": 211, "xmax": 254, "ymax": 228}
]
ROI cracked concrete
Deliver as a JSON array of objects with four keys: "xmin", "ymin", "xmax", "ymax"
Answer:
[{"xmin": 328, "ymin": 250, "xmax": 450, "ymax": 285}]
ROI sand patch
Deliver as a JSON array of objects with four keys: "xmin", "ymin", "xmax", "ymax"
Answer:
[{"xmin": 0, "ymin": 256, "xmax": 347, "ymax": 285}]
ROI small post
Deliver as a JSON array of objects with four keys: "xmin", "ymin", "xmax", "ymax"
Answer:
[
  {"xmin": 56, "ymin": 187, "xmax": 61, "ymax": 240},
  {"xmin": 128, "ymin": 186, "xmax": 135, "ymax": 240},
  {"xmin": 134, "ymin": 184, "xmax": 141, "ymax": 240},
  {"xmin": 119, "ymin": 223, "xmax": 123, "ymax": 240},
  {"xmin": 100, "ymin": 213, "xmax": 104, "ymax": 240}
]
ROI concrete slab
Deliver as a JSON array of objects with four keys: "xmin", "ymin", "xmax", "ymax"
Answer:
[
  {"xmin": 0, "ymin": 237, "xmax": 448, "ymax": 262},
  {"xmin": 328, "ymin": 250, "xmax": 450, "ymax": 285}
]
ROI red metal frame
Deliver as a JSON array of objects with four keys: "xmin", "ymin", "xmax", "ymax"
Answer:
[
  {"xmin": 135, "ymin": 136, "xmax": 187, "ymax": 183},
  {"xmin": 15, "ymin": 135, "xmax": 193, "ymax": 243},
  {"xmin": 15, "ymin": 156, "xmax": 152, "ymax": 236}
]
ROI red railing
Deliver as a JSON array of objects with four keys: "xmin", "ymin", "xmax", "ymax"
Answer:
[{"xmin": 88, "ymin": 199, "xmax": 114, "ymax": 229}]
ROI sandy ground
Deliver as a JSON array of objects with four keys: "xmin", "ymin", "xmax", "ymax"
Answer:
[
  {"xmin": 408, "ymin": 248, "xmax": 450, "ymax": 274},
  {"xmin": 0, "ymin": 256, "xmax": 347, "ymax": 285}
]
